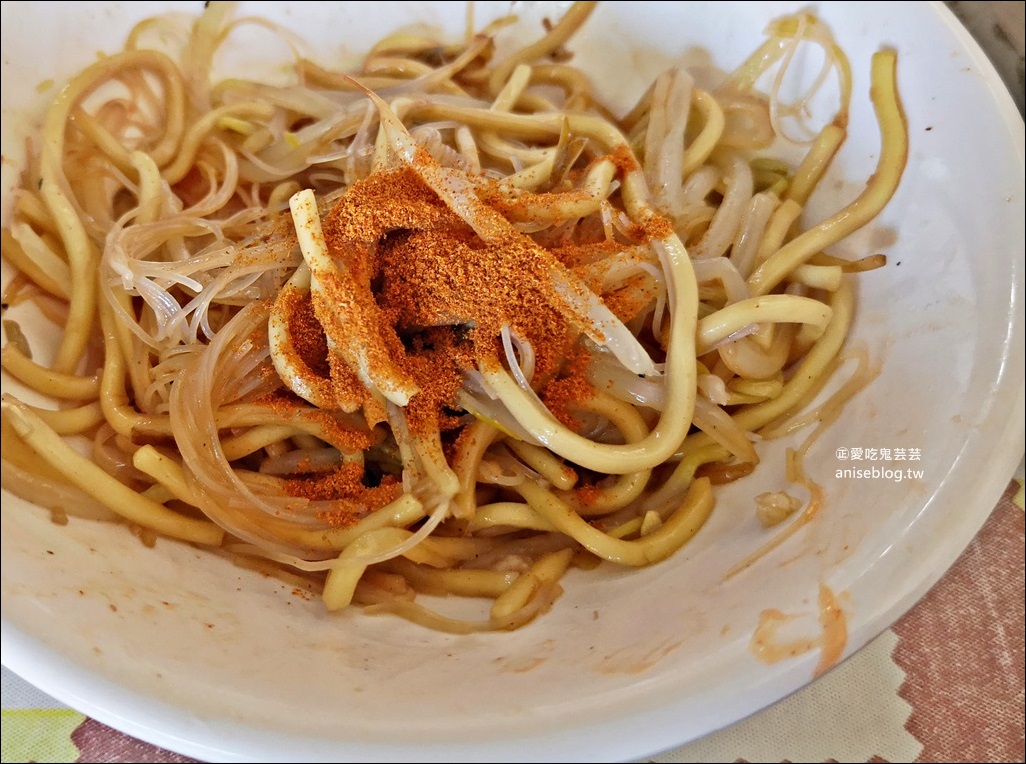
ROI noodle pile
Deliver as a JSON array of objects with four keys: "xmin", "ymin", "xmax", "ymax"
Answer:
[{"xmin": 0, "ymin": 2, "xmax": 907, "ymax": 632}]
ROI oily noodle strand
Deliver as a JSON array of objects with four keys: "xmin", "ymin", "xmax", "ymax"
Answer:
[
  {"xmin": 747, "ymin": 51, "xmax": 907, "ymax": 295},
  {"xmin": 0, "ymin": 3, "xmax": 906, "ymax": 632}
]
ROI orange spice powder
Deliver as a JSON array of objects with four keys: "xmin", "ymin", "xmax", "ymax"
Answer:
[
  {"xmin": 280, "ymin": 288, "xmax": 329, "ymax": 377},
  {"xmin": 540, "ymin": 346, "xmax": 595, "ymax": 430},
  {"xmin": 283, "ymin": 462, "xmax": 401, "ymax": 527},
  {"xmin": 319, "ymin": 165, "xmax": 584, "ymax": 416},
  {"xmin": 267, "ymin": 143, "xmax": 673, "ymax": 504}
]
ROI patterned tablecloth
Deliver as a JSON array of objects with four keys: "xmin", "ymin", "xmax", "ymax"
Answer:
[{"xmin": 2, "ymin": 2, "xmax": 1023, "ymax": 762}]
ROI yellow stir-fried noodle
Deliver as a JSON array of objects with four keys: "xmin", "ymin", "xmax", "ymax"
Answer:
[{"xmin": 0, "ymin": 2, "xmax": 907, "ymax": 632}]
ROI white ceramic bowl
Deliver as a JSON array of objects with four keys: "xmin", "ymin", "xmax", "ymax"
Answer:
[{"xmin": 2, "ymin": 2, "xmax": 1023, "ymax": 761}]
